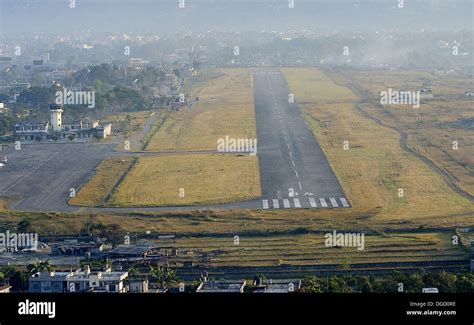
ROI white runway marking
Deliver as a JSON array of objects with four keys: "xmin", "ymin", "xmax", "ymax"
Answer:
[
  {"xmin": 340, "ymin": 198, "xmax": 349, "ymax": 207},
  {"xmin": 293, "ymin": 198, "xmax": 301, "ymax": 208},
  {"xmin": 283, "ymin": 199, "xmax": 290, "ymax": 208},
  {"xmin": 262, "ymin": 199, "xmax": 269, "ymax": 209},
  {"xmin": 319, "ymin": 198, "xmax": 328, "ymax": 208},
  {"xmin": 308, "ymin": 197, "xmax": 317, "ymax": 207},
  {"xmin": 273, "ymin": 199, "xmax": 280, "ymax": 209},
  {"xmin": 1, "ymin": 151, "xmax": 61, "ymax": 194},
  {"xmin": 329, "ymin": 198, "xmax": 339, "ymax": 208}
]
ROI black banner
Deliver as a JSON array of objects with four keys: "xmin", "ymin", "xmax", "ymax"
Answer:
[{"xmin": 0, "ymin": 293, "xmax": 472, "ymax": 323}]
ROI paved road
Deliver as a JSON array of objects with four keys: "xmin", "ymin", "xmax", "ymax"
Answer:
[{"xmin": 252, "ymin": 70, "xmax": 348, "ymax": 209}]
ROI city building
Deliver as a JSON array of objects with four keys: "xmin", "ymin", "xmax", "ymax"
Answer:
[
  {"xmin": 253, "ymin": 279, "xmax": 302, "ymax": 293},
  {"xmin": 420, "ymin": 80, "xmax": 433, "ymax": 100},
  {"xmin": 196, "ymin": 280, "xmax": 246, "ymax": 293},
  {"xmin": 14, "ymin": 103, "xmax": 111, "ymax": 141},
  {"xmin": 29, "ymin": 266, "xmax": 129, "ymax": 293},
  {"xmin": 51, "ymin": 241, "xmax": 104, "ymax": 256}
]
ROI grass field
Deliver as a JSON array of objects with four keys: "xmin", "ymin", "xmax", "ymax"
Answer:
[
  {"xmin": 107, "ymin": 154, "xmax": 260, "ymax": 206},
  {"xmin": 145, "ymin": 69, "xmax": 256, "ymax": 151},
  {"xmin": 104, "ymin": 110, "xmax": 155, "ymax": 139},
  {"xmin": 281, "ymin": 68, "xmax": 473, "ymax": 221},
  {"xmin": 327, "ymin": 70, "xmax": 474, "ymax": 196},
  {"xmin": 69, "ymin": 157, "xmax": 135, "ymax": 206}
]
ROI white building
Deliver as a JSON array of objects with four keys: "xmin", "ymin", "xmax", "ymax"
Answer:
[
  {"xmin": 29, "ymin": 266, "xmax": 129, "ymax": 293},
  {"xmin": 15, "ymin": 103, "xmax": 111, "ymax": 141}
]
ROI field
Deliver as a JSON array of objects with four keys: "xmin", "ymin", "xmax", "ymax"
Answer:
[
  {"xmin": 69, "ymin": 157, "xmax": 136, "ymax": 207},
  {"xmin": 145, "ymin": 69, "xmax": 256, "ymax": 151},
  {"xmin": 281, "ymin": 67, "xmax": 473, "ymax": 222},
  {"xmin": 153, "ymin": 232, "xmax": 467, "ymax": 268},
  {"xmin": 104, "ymin": 110, "xmax": 156, "ymax": 140},
  {"xmin": 327, "ymin": 70, "xmax": 474, "ymax": 197},
  {"xmin": 107, "ymin": 154, "xmax": 260, "ymax": 206},
  {"xmin": 70, "ymin": 68, "xmax": 261, "ymax": 207}
]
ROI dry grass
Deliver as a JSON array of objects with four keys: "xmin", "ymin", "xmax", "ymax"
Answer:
[
  {"xmin": 146, "ymin": 69, "xmax": 256, "ymax": 151},
  {"xmin": 282, "ymin": 68, "xmax": 473, "ymax": 222},
  {"xmin": 69, "ymin": 157, "xmax": 135, "ymax": 207},
  {"xmin": 327, "ymin": 69, "xmax": 474, "ymax": 196},
  {"xmin": 107, "ymin": 154, "xmax": 261, "ymax": 206}
]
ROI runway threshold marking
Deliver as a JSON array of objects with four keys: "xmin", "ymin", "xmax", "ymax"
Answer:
[
  {"xmin": 293, "ymin": 198, "xmax": 301, "ymax": 208},
  {"xmin": 272, "ymin": 199, "xmax": 280, "ymax": 209},
  {"xmin": 340, "ymin": 198, "xmax": 350, "ymax": 207},
  {"xmin": 308, "ymin": 197, "xmax": 317, "ymax": 207},
  {"xmin": 262, "ymin": 199, "xmax": 269, "ymax": 209},
  {"xmin": 319, "ymin": 198, "xmax": 328, "ymax": 208},
  {"xmin": 283, "ymin": 199, "xmax": 290, "ymax": 208},
  {"xmin": 329, "ymin": 198, "xmax": 339, "ymax": 208}
]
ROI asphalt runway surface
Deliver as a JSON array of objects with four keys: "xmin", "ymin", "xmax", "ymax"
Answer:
[
  {"xmin": 0, "ymin": 70, "xmax": 349, "ymax": 212},
  {"xmin": 0, "ymin": 142, "xmax": 115, "ymax": 211},
  {"xmin": 252, "ymin": 70, "xmax": 349, "ymax": 209}
]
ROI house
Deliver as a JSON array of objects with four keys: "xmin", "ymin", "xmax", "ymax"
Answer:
[
  {"xmin": 420, "ymin": 80, "xmax": 433, "ymax": 100},
  {"xmin": 68, "ymin": 266, "xmax": 128, "ymax": 293},
  {"xmin": 51, "ymin": 241, "xmax": 103, "ymax": 256},
  {"xmin": 107, "ymin": 244, "xmax": 155, "ymax": 259},
  {"xmin": 196, "ymin": 280, "xmax": 246, "ymax": 293},
  {"xmin": 29, "ymin": 266, "xmax": 129, "ymax": 293},
  {"xmin": 253, "ymin": 279, "xmax": 301, "ymax": 293},
  {"xmin": 29, "ymin": 271, "xmax": 71, "ymax": 293},
  {"xmin": 128, "ymin": 278, "xmax": 149, "ymax": 293}
]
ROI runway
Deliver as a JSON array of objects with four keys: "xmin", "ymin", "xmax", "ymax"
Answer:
[
  {"xmin": 252, "ymin": 70, "xmax": 348, "ymax": 209},
  {"xmin": 0, "ymin": 70, "xmax": 349, "ymax": 212}
]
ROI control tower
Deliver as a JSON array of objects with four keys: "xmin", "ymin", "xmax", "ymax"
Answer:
[{"xmin": 50, "ymin": 103, "xmax": 63, "ymax": 131}]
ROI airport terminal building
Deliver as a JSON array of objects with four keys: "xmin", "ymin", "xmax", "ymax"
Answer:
[{"xmin": 14, "ymin": 104, "xmax": 112, "ymax": 141}]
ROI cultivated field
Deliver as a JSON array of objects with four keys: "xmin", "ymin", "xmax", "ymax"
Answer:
[
  {"xmin": 145, "ymin": 69, "xmax": 256, "ymax": 151},
  {"xmin": 107, "ymin": 154, "xmax": 260, "ymax": 206},
  {"xmin": 153, "ymin": 232, "xmax": 467, "ymax": 268}
]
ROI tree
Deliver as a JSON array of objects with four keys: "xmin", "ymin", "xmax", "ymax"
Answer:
[
  {"xmin": 148, "ymin": 266, "xmax": 179, "ymax": 290},
  {"xmin": 128, "ymin": 264, "xmax": 139, "ymax": 277},
  {"xmin": 27, "ymin": 260, "xmax": 55, "ymax": 275},
  {"xmin": 17, "ymin": 219, "xmax": 32, "ymax": 232},
  {"xmin": 99, "ymin": 224, "xmax": 124, "ymax": 248},
  {"xmin": 299, "ymin": 276, "xmax": 324, "ymax": 293}
]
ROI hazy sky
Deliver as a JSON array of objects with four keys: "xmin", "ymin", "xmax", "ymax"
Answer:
[{"xmin": 0, "ymin": 0, "xmax": 472, "ymax": 35}]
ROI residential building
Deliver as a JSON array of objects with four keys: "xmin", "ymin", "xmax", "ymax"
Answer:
[
  {"xmin": 29, "ymin": 266, "xmax": 129, "ymax": 293},
  {"xmin": 196, "ymin": 280, "xmax": 246, "ymax": 293}
]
